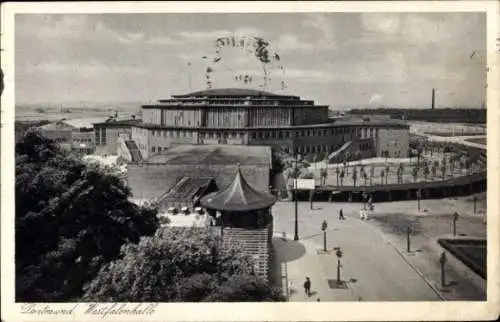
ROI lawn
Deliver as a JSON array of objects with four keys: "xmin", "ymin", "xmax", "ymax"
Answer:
[{"xmin": 438, "ymin": 238, "xmax": 486, "ymax": 279}]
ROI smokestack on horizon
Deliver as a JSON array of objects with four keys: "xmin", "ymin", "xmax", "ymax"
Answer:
[{"xmin": 431, "ymin": 88, "xmax": 436, "ymax": 110}]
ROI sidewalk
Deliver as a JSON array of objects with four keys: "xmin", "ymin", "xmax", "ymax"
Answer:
[
  {"xmin": 273, "ymin": 235, "xmax": 356, "ymax": 302},
  {"xmin": 272, "ymin": 217, "xmax": 441, "ymax": 301}
]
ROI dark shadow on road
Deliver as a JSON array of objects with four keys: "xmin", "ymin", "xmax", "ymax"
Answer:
[
  {"xmin": 271, "ymin": 237, "xmax": 307, "ymax": 300},
  {"xmin": 273, "ymin": 237, "xmax": 307, "ymax": 263}
]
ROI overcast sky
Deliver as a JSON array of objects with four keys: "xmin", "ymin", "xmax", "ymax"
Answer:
[{"xmin": 15, "ymin": 12, "xmax": 486, "ymax": 109}]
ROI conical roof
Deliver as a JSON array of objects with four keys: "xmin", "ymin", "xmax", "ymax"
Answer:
[{"xmin": 200, "ymin": 166, "xmax": 276, "ymax": 211}]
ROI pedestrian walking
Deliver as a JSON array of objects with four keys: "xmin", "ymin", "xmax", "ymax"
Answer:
[
  {"xmin": 303, "ymin": 277, "xmax": 311, "ymax": 297},
  {"xmin": 359, "ymin": 208, "xmax": 364, "ymax": 220},
  {"xmin": 339, "ymin": 208, "xmax": 345, "ymax": 220}
]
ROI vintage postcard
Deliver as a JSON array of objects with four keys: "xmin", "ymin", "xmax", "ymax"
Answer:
[{"xmin": 1, "ymin": 1, "xmax": 499, "ymax": 321}]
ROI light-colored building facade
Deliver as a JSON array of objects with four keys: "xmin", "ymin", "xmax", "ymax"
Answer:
[
  {"xmin": 93, "ymin": 118, "xmax": 142, "ymax": 156},
  {"xmin": 125, "ymin": 88, "xmax": 409, "ymax": 161}
]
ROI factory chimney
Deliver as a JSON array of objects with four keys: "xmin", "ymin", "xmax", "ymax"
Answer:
[{"xmin": 431, "ymin": 88, "xmax": 436, "ymax": 110}]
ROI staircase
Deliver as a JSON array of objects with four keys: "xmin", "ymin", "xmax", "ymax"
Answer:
[
  {"xmin": 125, "ymin": 140, "xmax": 142, "ymax": 162},
  {"xmin": 221, "ymin": 226, "xmax": 272, "ymax": 282},
  {"xmin": 327, "ymin": 141, "xmax": 352, "ymax": 164}
]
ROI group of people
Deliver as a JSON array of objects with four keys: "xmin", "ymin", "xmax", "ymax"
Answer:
[
  {"xmin": 338, "ymin": 207, "xmax": 371, "ymax": 220},
  {"xmin": 359, "ymin": 208, "xmax": 369, "ymax": 220}
]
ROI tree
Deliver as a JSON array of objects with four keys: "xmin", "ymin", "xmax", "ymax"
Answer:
[
  {"xmin": 412, "ymin": 166, "xmax": 419, "ymax": 183},
  {"xmin": 16, "ymin": 130, "xmax": 159, "ymax": 302},
  {"xmin": 383, "ymin": 150, "xmax": 389, "ymax": 163},
  {"xmin": 285, "ymin": 166, "xmax": 300, "ymax": 180},
  {"xmin": 380, "ymin": 169, "xmax": 385, "ymax": 184},
  {"xmin": 465, "ymin": 158, "xmax": 472, "ymax": 175},
  {"xmin": 397, "ymin": 163, "xmax": 404, "ymax": 184},
  {"xmin": 416, "ymin": 146, "xmax": 423, "ymax": 166},
  {"xmin": 344, "ymin": 152, "xmax": 351, "ymax": 176},
  {"xmin": 432, "ymin": 160, "xmax": 439, "ymax": 178},
  {"xmin": 340, "ymin": 169, "xmax": 345, "ymax": 186},
  {"xmin": 355, "ymin": 149, "xmax": 362, "ymax": 165},
  {"xmin": 83, "ymin": 228, "xmax": 284, "ymax": 302},
  {"xmin": 385, "ymin": 165, "xmax": 390, "ymax": 184},
  {"xmin": 319, "ymin": 167, "xmax": 328, "ymax": 185},
  {"xmin": 335, "ymin": 166, "xmax": 340, "ymax": 186},
  {"xmin": 423, "ymin": 163, "xmax": 430, "ymax": 181},
  {"xmin": 271, "ymin": 149, "xmax": 285, "ymax": 174},
  {"xmin": 370, "ymin": 165, "xmax": 375, "ymax": 185},
  {"xmin": 352, "ymin": 167, "xmax": 358, "ymax": 187}
]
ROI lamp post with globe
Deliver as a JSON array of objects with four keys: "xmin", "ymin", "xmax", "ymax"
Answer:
[{"xmin": 335, "ymin": 248, "xmax": 343, "ymax": 285}]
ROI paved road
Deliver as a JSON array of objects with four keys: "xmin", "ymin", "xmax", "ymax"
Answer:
[{"xmin": 272, "ymin": 201, "xmax": 442, "ymax": 301}]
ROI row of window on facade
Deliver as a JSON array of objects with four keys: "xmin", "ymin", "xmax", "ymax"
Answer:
[
  {"xmin": 151, "ymin": 146, "xmax": 166, "ymax": 153},
  {"xmin": 283, "ymin": 143, "xmax": 343, "ymax": 155},
  {"xmin": 249, "ymin": 127, "xmax": 379, "ymax": 140},
  {"xmin": 73, "ymin": 138, "xmax": 93, "ymax": 144},
  {"xmin": 151, "ymin": 129, "xmax": 196, "ymax": 138},
  {"xmin": 148, "ymin": 127, "xmax": 380, "ymax": 141}
]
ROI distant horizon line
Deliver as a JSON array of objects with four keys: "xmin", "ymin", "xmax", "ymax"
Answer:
[{"xmin": 16, "ymin": 101, "xmax": 485, "ymax": 111}]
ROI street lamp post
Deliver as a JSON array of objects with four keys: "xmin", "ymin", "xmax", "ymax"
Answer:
[
  {"xmin": 335, "ymin": 248, "xmax": 343, "ymax": 285},
  {"xmin": 416, "ymin": 189, "xmax": 422, "ymax": 212},
  {"xmin": 294, "ymin": 154, "xmax": 300, "ymax": 241},
  {"xmin": 406, "ymin": 226, "xmax": 411, "ymax": 253},
  {"xmin": 452, "ymin": 212, "xmax": 459, "ymax": 237},
  {"xmin": 309, "ymin": 189, "xmax": 314, "ymax": 210},
  {"xmin": 321, "ymin": 220, "xmax": 328, "ymax": 252},
  {"xmin": 440, "ymin": 252, "xmax": 447, "ymax": 287}
]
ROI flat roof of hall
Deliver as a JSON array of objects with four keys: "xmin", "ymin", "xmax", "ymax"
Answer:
[
  {"xmin": 171, "ymin": 88, "xmax": 299, "ymax": 99},
  {"xmin": 145, "ymin": 144, "xmax": 272, "ymax": 166}
]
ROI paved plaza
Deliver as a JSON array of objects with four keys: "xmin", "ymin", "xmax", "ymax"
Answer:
[{"xmin": 271, "ymin": 198, "xmax": 486, "ymax": 301}]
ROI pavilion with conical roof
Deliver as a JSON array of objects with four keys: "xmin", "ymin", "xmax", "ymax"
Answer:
[
  {"xmin": 200, "ymin": 166, "xmax": 276, "ymax": 282},
  {"xmin": 201, "ymin": 166, "xmax": 276, "ymax": 229}
]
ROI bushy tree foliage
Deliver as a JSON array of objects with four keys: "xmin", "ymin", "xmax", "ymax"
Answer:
[
  {"xmin": 16, "ymin": 130, "xmax": 158, "ymax": 301},
  {"xmin": 83, "ymin": 228, "xmax": 284, "ymax": 302}
]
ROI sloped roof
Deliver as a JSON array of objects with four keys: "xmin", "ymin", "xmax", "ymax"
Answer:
[
  {"xmin": 200, "ymin": 166, "xmax": 276, "ymax": 211},
  {"xmin": 159, "ymin": 177, "xmax": 214, "ymax": 201}
]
